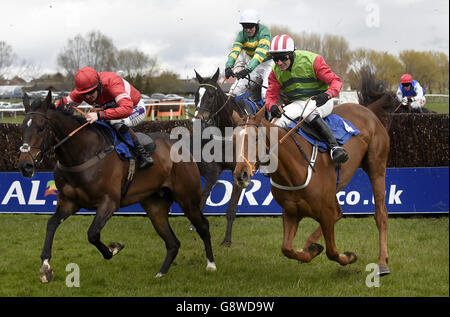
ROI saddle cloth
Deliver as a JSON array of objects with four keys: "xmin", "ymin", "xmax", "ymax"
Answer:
[
  {"xmin": 288, "ymin": 114, "xmax": 360, "ymax": 152},
  {"xmin": 94, "ymin": 121, "xmax": 134, "ymax": 160}
]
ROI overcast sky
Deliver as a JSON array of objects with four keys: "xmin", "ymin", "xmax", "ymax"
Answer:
[{"xmin": 1, "ymin": 0, "xmax": 449, "ymax": 80}]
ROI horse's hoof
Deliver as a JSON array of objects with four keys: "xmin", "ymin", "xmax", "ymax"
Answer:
[
  {"xmin": 376, "ymin": 265, "xmax": 390, "ymax": 277},
  {"xmin": 40, "ymin": 263, "xmax": 54, "ymax": 284},
  {"xmin": 307, "ymin": 243, "xmax": 324, "ymax": 256},
  {"xmin": 188, "ymin": 224, "xmax": 196, "ymax": 231},
  {"xmin": 206, "ymin": 260, "xmax": 217, "ymax": 272},
  {"xmin": 344, "ymin": 251, "xmax": 358, "ymax": 264},
  {"xmin": 155, "ymin": 272, "xmax": 166, "ymax": 278},
  {"xmin": 108, "ymin": 242, "xmax": 125, "ymax": 256},
  {"xmin": 220, "ymin": 240, "xmax": 231, "ymax": 247}
]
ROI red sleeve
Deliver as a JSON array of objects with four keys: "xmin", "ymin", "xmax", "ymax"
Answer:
[
  {"xmin": 313, "ymin": 56, "xmax": 342, "ymax": 98},
  {"xmin": 102, "ymin": 75, "xmax": 134, "ymax": 120},
  {"xmin": 265, "ymin": 70, "xmax": 281, "ymax": 110}
]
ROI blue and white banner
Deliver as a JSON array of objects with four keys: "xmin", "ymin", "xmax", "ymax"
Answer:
[{"xmin": 0, "ymin": 167, "xmax": 448, "ymax": 215}]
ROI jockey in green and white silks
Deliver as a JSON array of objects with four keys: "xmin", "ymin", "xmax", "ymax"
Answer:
[
  {"xmin": 225, "ymin": 9, "xmax": 273, "ymax": 102},
  {"xmin": 265, "ymin": 34, "xmax": 348, "ymax": 164}
]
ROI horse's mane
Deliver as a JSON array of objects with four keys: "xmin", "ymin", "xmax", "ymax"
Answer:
[{"xmin": 357, "ymin": 66, "xmax": 397, "ymax": 130}]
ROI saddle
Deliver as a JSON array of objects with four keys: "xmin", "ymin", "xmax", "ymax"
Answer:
[{"xmin": 235, "ymin": 92, "xmax": 264, "ymax": 115}]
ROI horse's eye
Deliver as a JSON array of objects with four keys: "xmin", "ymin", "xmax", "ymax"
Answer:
[{"xmin": 38, "ymin": 126, "xmax": 45, "ymax": 133}]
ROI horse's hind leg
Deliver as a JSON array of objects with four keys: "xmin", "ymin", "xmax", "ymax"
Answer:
[
  {"xmin": 364, "ymin": 165, "xmax": 389, "ymax": 275},
  {"xmin": 140, "ymin": 194, "xmax": 181, "ymax": 277},
  {"xmin": 40, "ymin": 196, "xmax": 79, "ymax": 283},
  {"xmin": 221, "ymin": 182, "xmax": 243, "ymax": 247},
  {"xmin": 180, "ymin": 199, "xmax": 216, "ymax": 272}
]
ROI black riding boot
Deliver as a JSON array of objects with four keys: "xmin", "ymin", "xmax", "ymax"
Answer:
[
  {"xmin": 309, "ymin": 116, "xmax": 349, "ymax": 164},
  {"xmin": 132, "ymin": 136, "xmax": 154, "ymax": 169},
  {"xmin": 114, "ymin": 123, "xmax": 154, "ymax": 168}
]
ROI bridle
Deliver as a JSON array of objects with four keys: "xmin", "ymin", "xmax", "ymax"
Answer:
[
  {"xmin": 19, "ymin": 108, "xmax": 90, "ymax": 168},
  {"xmin": 195, "ymin": 83, "xmax": 235, "ymax": 125},
  {"xmin": 19, "ymin": 111, "xmax": 55, "ymax": 167},
  {"xmin": 236, "ymin": 118, "xmax": 263, "ymax": 177}
]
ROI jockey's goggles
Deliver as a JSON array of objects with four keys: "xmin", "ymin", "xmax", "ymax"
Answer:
[
  {"xmin": 271, "ymin": 53, "xmax": 290, "ymax": 63},
  {"xmin": 241, "ymin": 23, "xmax": 257, "ymax": 29}
]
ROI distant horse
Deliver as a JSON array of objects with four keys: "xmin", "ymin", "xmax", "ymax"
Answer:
[
  {"xmin": 192, "ymin": 68, "xmax": 251, "ymax": 246},
  {"xmin": 232, "ymin": 71, "xmax": 394, "ymax": 275},
  {"xmin": 18, "ymin": 91, "xmax": 216, "ymax": 283}
]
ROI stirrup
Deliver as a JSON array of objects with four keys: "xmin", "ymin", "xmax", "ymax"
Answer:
[
  {"xmin": 138, "ymin": 155, "xmax": 154, "ymax": 168},
  {"xmin": 330, "ymin": 146, "xmax": 348, "ymax": 164}
]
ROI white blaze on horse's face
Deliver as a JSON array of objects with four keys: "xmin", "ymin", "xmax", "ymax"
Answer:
[
  {"xmin": 27, "ymin": 118, "xmax": 32, "ymax": 127},
  {"xmin": 193, "ymin": 87, "xmax": 206, "ymax": 118}
]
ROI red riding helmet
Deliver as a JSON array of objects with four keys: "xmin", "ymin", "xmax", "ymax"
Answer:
[
  {"xmin": 400, "ymin": 73, "xmax": 413, "ymax": 84},
  {"xmin": 74, "ymin": 67, "xmax": 101, "ymax": 94}
]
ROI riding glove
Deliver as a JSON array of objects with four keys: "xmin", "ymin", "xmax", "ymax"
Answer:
[
  {"xmin": 270, "ymin": 105, "xmax": 282, "ymax": 118},
  {"xmin": 236, "ymin": 68, "xmax": 250, "ymax": 79},
  {"xmin": 314, "ymin": 92, "xmax": 330, "ymax": 107},
  {"xmin": 225, "ymin": 67, "xmax": 234, "ymax": 79}
]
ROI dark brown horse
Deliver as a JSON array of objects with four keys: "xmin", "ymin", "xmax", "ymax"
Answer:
[
  {"xmin": 18, "ymin": 91, "xmax": 216, "ymax": 283},
  {"xmin": 232, "ymin": 72, "xmax": 394, "ymax": 276},
  {"xmin": 192, "ymin": 68, "xmax": 250, "ymax": 246}
]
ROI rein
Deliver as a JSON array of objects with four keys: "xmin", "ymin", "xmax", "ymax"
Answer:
[{"xmin": 20, "ymin": 106, "xmax": 109, "ymax": 171}]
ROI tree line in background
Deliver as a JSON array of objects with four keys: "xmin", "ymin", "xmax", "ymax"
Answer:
[{"xmin": 1, "ymin": 27, "xmax": 449, "ymax": 95}]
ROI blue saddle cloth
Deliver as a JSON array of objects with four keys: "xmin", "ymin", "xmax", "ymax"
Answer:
[
  {"xmin": 94, "ymin": 121, "xmax": 134, "ymax": 160},
  {"xmin": 288, "ymin": 114, "xmax": 360, "ymax": 152}
]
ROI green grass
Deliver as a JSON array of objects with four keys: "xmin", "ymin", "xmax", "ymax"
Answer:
[{"xmin": 0, "ymin": 214, "xmax": 447, "ymax": 297}]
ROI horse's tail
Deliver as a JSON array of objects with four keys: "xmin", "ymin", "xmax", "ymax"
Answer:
[{"xmin": 357, "ymin": 66, "xmax": 397, "ymax": 130}]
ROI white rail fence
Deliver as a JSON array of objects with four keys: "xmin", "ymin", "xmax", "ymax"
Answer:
[
  {"xmin": 0, "ymin": 101, "xmax": 196, "ymax": 120},
  {"xmin": 1, "ymin": 95, "xmax": 448, "ymax": 119}
]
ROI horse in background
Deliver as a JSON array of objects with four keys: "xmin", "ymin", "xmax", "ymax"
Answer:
[
  {"xmin": 232, "ymin": 69, "xmax": 395, "ymax": 276},
  {"xmin": 18, "ymin": 91, "xmax": 216, "ymax": 283},
  {"xmin": 191, "ymin": 68, "xmax": 250, "ymax": 247}
]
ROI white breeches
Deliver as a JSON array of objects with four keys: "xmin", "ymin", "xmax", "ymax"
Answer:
[
  {"xmin": 108, "ymin": 100, "xmax": 146, "ymax": 127},
  {"xmin": 231, "ymin": 59, "xmax": 273, "ymax": 102},
  {"xmin": 272, "ymin": 98, "xmax": 334, "ymax": 128}
]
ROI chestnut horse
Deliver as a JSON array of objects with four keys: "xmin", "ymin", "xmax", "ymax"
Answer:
[
  {"xmin": 18, "ymin": 91, "xmax": 216, "ymax": 283},
  {"xmin": 232, "ymin": 75, "xmax": 395, "ymax": 276}
]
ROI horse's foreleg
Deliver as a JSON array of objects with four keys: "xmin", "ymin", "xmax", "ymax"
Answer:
[
  {"xmin": 281, "ymin": 211, "xmax": 319, "ymax": 263},
  {"xmin": 87, "ymin": 198, "xmax": 121, "ymax": 260},
  {"xmin": 221, "ymin": 183, "xmax": 242, "ymax": 247},
  {"xmin": 40, "ymin": 198, "xmax": 79, "ymax": 283},
  {"xmin": 320, "ymin": 211, "xmax": 357, "ymax": 266},
  {"xmin": 302, "ymin": 198, "xmax": 342, "ymax": 255}
]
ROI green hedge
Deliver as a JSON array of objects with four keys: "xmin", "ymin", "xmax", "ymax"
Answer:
[{"xmin": 1, "ymin": 114, "xmax": 448, "ymax": 171}]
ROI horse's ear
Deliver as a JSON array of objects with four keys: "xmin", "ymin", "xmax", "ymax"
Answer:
[
  {"xmin": 255, "ymin": 106, "xmax": 265, "ymax": 122},
  {"xmin": 212, "ymin": 68, "xmax": 220, "ymax": 82},
  {"xmin": 23, "ymin": 93, "xmax": 31, "ymax": 113},
  {"xmin": 232, "ymin": 110, "xmax": 243, "ymax": 124},
  {"xmin": 194, "ymin": 69, "xmax": 203, "ymax": 83},
  {"xmin": 45, "ymin": 90, "xmax": 56, "ymax": 109},
  {"xmin": 45, "ymin": 90, "xmax": 52, "ymax": 104}
]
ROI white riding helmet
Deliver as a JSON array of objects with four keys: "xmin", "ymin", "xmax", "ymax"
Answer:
[
  {"xmin": 268, "ymin": 34, "xmax": 295, "ymax": 54},
  {"xmin": 239, "ymin": 9, "xmax": 261, "ymax": 24}
]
